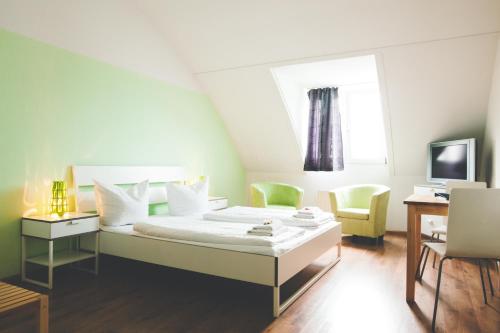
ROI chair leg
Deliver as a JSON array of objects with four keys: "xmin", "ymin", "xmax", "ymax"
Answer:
[
  {"xmin": 478, "ymin": 260, "xmax": 488, "ymax": 304},
  {"xmin": 486, "ymin": 260, "xmax": 494, "ymax": 297},
  {"xmin": 432, "ymin": 257, "xmax": 450, "ymax": 332},
  {"xmin": 496, "ymin": 260, "xmax": 499, "ymax": 291},
  {"xmin": 418, "ymin": 246, "xmax": 431, "ymax": 280},
  {"xmin": 416, "ymin": 244, "xmax": 428, "ymax": 279},
  {"xmin": 432, "ymin": 234, "xmax": 440, "ymax": 269}
]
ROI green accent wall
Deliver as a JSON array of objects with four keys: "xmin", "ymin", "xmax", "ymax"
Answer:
[{"xmin": 0, "ymin": 28, "xmax": 246, "ymax": 278}]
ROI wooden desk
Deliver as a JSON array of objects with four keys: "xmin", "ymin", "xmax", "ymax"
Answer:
[{"xmin": 404, "ymin": 194, "xmax": 449, "ymax": 303}]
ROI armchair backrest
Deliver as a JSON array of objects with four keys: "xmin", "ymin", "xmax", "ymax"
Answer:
[
  {"xmin": 251, "ymin": 182, "xmax": 304, "ymax": 208},
  {"xmin": 332, "ymin": 184, "xmax": 389, "ymax": 210},
  {"xmin": 446, "ymin": 188, "xmax": 500, "ymax": 259}
]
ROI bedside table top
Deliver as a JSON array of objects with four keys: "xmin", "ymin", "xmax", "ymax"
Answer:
[{"xmin": 23, "ymin": 212, "xmax": 99, "ymax": 223}]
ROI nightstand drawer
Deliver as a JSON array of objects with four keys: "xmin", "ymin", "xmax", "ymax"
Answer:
[
  {"xmin": 51, "ymin": 217, "xmax": 99, "ymax": 238},
  {"xmin": 23, "ymin": 217, "xmax": 99, "ymax": 239}
]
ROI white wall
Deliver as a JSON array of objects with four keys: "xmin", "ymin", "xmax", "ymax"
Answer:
[
  {"xmin": 2, "ymin": 1, "xmax": 499, "ymax": 231},
  {"xmin": 143, "ymin": 0, "xmax": 499, "ymax": 231},
  {"xmin": 481, "ymin": 37, "xmax": 500, "ymax": 187},
  {"xmin": 202, "ymin": 34, "xmax": 498, "ymax": 231},
  {"xmin": 0, "ymin": 0, "xmax": 199, "ymax": 90}
]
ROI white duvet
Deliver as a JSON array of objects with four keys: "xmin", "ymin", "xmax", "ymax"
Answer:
[
  {"xmin": 203, "ymin": 206, "xmax": 333, "ymax": 227},
  {"xmin": 133, "ymin": 216, "xmax": 305, "ymax": 247}
]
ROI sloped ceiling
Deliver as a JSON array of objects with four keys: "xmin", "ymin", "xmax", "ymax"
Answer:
[{"xmin": 137, "ymin": 0, "xmax": 500, "ymax": 174}]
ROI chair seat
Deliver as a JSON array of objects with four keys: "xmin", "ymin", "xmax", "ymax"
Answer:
[
  {"xmin": 336, "ymin": 208, "xmax": 370, "ymax": 220},
  {"xmin": 432, "ymin": 225, "xmax": 447, "ymax": 235},
  {"xmin": 267, "ymin": 204, "xmax": 296, "ymax": 210},
  {"xmin": 424, "ymin": 242, "xmax": 447, "ymax": 256}
]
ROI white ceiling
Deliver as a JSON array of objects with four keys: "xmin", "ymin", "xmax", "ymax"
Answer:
[
  {"xmin": 137, "ymin": 0, "xmax": 500, "ymax": 175},
  {"xmin": 138, "ymin": 0, "xmax": 500, "ymax": 72}
]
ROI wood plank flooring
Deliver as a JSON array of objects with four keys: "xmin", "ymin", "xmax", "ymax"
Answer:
[{"xmin": 1, "ymin": 233, "xmax": 498, "ymax": 332}]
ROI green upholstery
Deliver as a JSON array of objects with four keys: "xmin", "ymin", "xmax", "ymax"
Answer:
[
  {"xmin": 329, "ymin": 184, "xmax": 390, "ymax": 238},
  {"xmin": 250, "ymin": 182, "xmax": 304, "ymax": 209}
]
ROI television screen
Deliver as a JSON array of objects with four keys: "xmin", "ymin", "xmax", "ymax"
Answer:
[{"xmin": 431, "ymin": 144, "xmax": 468, "ymax": 180}]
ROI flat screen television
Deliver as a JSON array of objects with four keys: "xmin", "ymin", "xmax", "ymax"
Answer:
[{"xmin": 427, "ymin": 138, "xmax": 476, "ymax": 184}]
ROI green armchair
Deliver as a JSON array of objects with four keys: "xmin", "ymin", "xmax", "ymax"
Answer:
[
  {"xmin": 250, "ymin": 182, "xmax": 304, "ymax": 210},
  {"xmin": 329, "ymin": 184, "xmax": 390, "ymax": 240}
]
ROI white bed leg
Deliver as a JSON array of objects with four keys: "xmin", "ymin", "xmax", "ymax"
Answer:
[
  {"xmin": 273, "ymin": 287, "xmax": 280, "ymax": 317},
  {"xmin": 273, "ymin": 242, "xmax": 341, "ymax": 318}
]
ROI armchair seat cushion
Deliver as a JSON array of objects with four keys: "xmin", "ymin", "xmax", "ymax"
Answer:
[{"xmin": 337, "ymin": 208, "xmax": 370, "ymax": 220}]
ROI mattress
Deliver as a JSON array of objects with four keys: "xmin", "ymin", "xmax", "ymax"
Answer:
[
  {"xmin": 203, "ymin": 206, "xmax": 333, "ymax": 228},
  {"xmin": 100, "ymin": 215, "xmax": 341, "ymax": 256}
]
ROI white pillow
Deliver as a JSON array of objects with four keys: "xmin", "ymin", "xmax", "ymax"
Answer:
[
  {"xmin": 94, "ymin": 179, "xmax": 149, "ymax": 226},
  {"xmin": 166, "ymin": 180, "xmax": 209, "ymax": 216}
]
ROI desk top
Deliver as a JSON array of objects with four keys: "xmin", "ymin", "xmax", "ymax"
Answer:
[{"xmin": 404, "ymin": 194, "xmax": 449, "ymax": 206}]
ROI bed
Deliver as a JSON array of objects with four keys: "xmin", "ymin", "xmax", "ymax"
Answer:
[{"xmin": 72, "ymin": 166, "xmax": 342, "ymax": 317}]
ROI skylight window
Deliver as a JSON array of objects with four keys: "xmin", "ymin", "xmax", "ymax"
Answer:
[{"xmin": 272, "ymin": 55, "xmax": 387, "ymax": 168}]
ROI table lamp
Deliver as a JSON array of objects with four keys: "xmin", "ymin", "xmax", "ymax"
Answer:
[{"xmin": 50, "ymin": 180, "xmax": 68, "ymax": 217}]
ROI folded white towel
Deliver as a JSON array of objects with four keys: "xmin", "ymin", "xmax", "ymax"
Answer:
[
  {"xmin": 248, "ymin": 227, "xmax": 287, "ymax": 237},
  {"xmin": 293, "ymin": 213, "xmax": 317, "ymax": 219},
  {"xmin": 297, "ymin": 210, "xmax": 318, "ymax": 215},
  {"xmin": 253, "ymin": 219, "xmax": 283, "ymax": 231},
  {"xmin": 297, "ymin": 206, "xmax": 322, "ymax": 215}
]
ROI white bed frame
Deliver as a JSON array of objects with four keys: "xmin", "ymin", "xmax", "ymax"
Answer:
[{"xmin": 72, "ymin": 165, "xmax": 341, "ymax": 317}]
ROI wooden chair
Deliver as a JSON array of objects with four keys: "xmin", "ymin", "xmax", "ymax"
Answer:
[{"xmin": 0, "ymin": 282, "xmax": 48, "ymax": 333}]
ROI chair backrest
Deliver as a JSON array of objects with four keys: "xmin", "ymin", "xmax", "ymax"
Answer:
[
  {"xmin": 446, "ymin": 181, "xmax": 486, "ymax": 193},
  {"xmin": 445, "ymin": 188, "xmax": 500, "ymax": 259}
]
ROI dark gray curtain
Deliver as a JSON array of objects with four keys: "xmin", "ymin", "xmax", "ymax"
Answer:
[{"xmin": 303, "ymin": 87, "xmax": 344, "ymax": 171}]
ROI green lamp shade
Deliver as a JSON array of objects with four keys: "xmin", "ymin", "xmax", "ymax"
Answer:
[{"xmin": 50, "ymin": 180, "xmax": 68, "ymax": 217}]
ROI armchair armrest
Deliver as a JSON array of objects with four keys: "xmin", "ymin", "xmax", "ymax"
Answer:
[
  {"xmin": 329, "ymin": 190, "xmax": 345, "ymax": 215},
  {"xmin": 286, "ymin": 186, "xmax": 304, "ymax": 209},
  {"xmin": 369, "ymin": 188, "xmax": 390, "ymax": 233},
  {"xmin": 250, "ymin": 185, "xmax": 267, "ymax": 208}
]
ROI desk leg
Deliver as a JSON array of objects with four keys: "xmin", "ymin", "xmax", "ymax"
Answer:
[
  {"xmin": 414, "ymin": 213, "xmax": 422, "ymax": 271},
  {"xmin": 406, "ymin": 205, "xmax": 417, "ymax": 303}
]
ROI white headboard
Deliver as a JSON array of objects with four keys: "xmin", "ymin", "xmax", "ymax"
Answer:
[{"xmin": 72, "ymin": 166, "xmax": 187, "ymax": 213}]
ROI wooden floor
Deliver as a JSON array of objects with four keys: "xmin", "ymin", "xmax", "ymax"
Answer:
[{"xmin": 1, "ymin": 233, "xmax": 499, "ymax": 333}]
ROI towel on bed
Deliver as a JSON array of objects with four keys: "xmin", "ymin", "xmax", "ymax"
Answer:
[
  {"xmin": 203, "ymin": 206, "xmax": 333, "ymax": 228},
  {"xmin": 247, "ymin": 219, "xmax": 285, "ymax": 236},
  {"xmin": 133, "ymin": 218, "xmax": 305, "ymax": 247}
]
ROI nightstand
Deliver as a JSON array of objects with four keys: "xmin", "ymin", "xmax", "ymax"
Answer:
[
  {"xmin": 21, "ymin": 212, "xmax": 99, "ymax": 289},
  {"xmin": 209, "ymin": 196, "xmax": 228, "ymax": 210}
]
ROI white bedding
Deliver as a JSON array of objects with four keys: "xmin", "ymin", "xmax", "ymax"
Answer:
[
  {"xmin": 100, "ymin": 215, "xmax": 340, "ymax": 256},
  {"xmin": 133, "ymin": 217, "xmax": 305, "ymax": 247},
  {"xmin": 203, "ymin": 206, "xmax": 334, "ymax": 227}
]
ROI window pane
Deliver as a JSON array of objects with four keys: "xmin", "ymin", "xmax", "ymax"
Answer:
[{"xmin": 345, "ymin": 90, "xmax": 386, "ymax": 161}]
